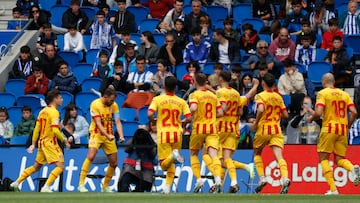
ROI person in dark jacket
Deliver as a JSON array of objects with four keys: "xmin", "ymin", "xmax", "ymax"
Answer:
[
  {"xmin": 157, "ymin": 33, "xmax": 183, "ymax": 68},
  {"xmin": 26, "ymin": 5, "xmax": 50, "ymax": 31},
  {"xmin": 110, "ymin": 0, "xmax": 136, "ymax": 34},
  {"xmin": 50, "ymin": 61, "xmax": 79, "ymax": 95},
  {"xmin": 62, "ymin": 0, "xmax": 89, "ymax": 34},
  {"xmin": 14, "ymin": 106, "xmax": 36, "ymax": 136},
  {"xmin": 183, "ymin": 0, "xmax": 211, "ymax": 33},
  {"xmin": 34, "ymin": 44, "xmax": 64, "ymax": 80},
  {"xmin": 9, "ymin": 45, "xmax": 34, "ymax": 79}
]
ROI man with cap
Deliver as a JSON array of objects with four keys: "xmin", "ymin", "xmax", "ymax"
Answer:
[
  {"xmin": 117, "ymin": 43, "xmax": 137, "ymax": 73},
  {"xmin": 308, "ymin": 0, "xmax": 335, "ymax": 36},
  {"xmin": 110, "ymin": 0, "xmax": 136, "ymax": 33}
]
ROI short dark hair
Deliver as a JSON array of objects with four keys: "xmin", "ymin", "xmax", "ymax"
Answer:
[
  {"xmin": 114, "ymin": 60, "xmax": 123, "ymax": 67},
  {"xmin": 328, "ymin": 18, "xmax": 338, "ymax": 26},
  {"xmin": 213, "ymin": 62, "xmax": 223, "ymax": 70},
  {"xmin": 195, "ymin": 73, "xmax": 207, "ymax": 86},
  {"xmin": 103, "ymin": 88, "xmax": 117, "ymax": 97},
  {"xmin": 96, "ymin": 10, "xmax": 105, "ymax": 17},
  {"xmin": 223, "ymin": 17, "xmax": 233, "ymax": 25},
  {"xmin": 165, "ymin": 76, "xmax": 177, "ymax": 92},
  {"xmin": 242, "ymin": 23, "xmax": 254, "ymax": 32},
  {"xmin": 42, "ymin": 23, "xmax": 52, "ymax": 29},
  {"xmin": 263, "ymin": 73, "xmax": 275, "ymax": 87},
  {"xmin": 214, "ymin": 28, "xmax": 225, "ymax": 37},
  {"xmin": 332, "ymin": 35, "xmax": 342, "ymax": 42},
  {"xmin": 0, "ymin": 107, "xmax": 9, "ymax": 119},
  {"xmin": 12, "ymin": 7, "xmax": 21, "ymax": 13},
  {"xmin": 47, "ymin": 90, "xmax": 61, "ymax": 103},
  {"xmin": 22, "ymin": 106, "xmax": 32, "ymax": 112},
  {"xmin": 100, "ymin": 4, "xmax": 110, "ymax": 10},
  {"xmin": 33, "ymin": 66, "xmax": 42, "ymax": 72},
  {"xmin": 191, "ymin": 27, "xmax": 201, "ymax": 35},
  {"xmin": 136, "ymin": 55, "xmax": 146, "ymax": 62},
  {"xmin": 219, "ymin": 71, "xmax": 231, "ymax": 82},
  {"xmin": 186, "ymin": 61, "xmax": 200, "ymax": 72},
  {"xmin": 300, "ymin": 33, "xmax": 311, "ymax": 41},
  {"xmin": 71, "ymin": 0, "xmax": 81, "ymax": 6},
  {"xmin": 20, "ymin": 45, "xmax": 30, "ymax": 53},
  {"xmin": 282, "ymin": 59, "xmax": 295, "ymax": 68},
  {"xmin": 99, "ymin": 50, "xmax": 108, "ymax": 57},
  {"xmin": 301, "ymin": 19, "xmax": 310, "ymax": 26},
  {"xmin": 58, "ymin": 61, "xmax": 68, "ymax": 69}
]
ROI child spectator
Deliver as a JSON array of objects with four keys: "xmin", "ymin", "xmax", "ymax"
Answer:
[
  {"xmin": 24, "ymin": 66, "xmax": 49, "ymax": 95},
  {"xmin": 92, "ymin": 50, "xmax": 114, "ymax": 80},
  {"xmin": 9, "ymin": 45, "xmax": 33, "ymax": 79},
  {"xmin": 50, "ymin": 61, "xmax": 80, "ymax": 95},
  {"xmin": 199, "ymin": 15, "xmax": 212, "ymax": 42},
  {"xmin": 99, "ymin": 60, "xmax": 128, "ymax": 95},
  {"xmin": 283, "ymin": 0, "xmax": 308, "ymax": 34},
  {"xmin": 294, "ymin": 34, "xmax": 316, "ymax": 70},
  {"xmin": 320, "ymin": 18, "xmax": 344, "ymax": 51},
  {"xmin": 150, "ymin": 59, "xmax": 174, "ymax": 96},
  {"xmin": 223, "ymin": 17, "xmax": 240, "ymax": 43},
  {"xmin": 324, "ymin": 36, "xmax": 350, "ymax": 86},
  {"xmin": 170, "ymin": 19, "xmax": 188, "ymax": 50},
  {"xmin": 239, "ymin": 23, "xmax": 260, "ymax": 54},
  {"xmin": 109, "ymin": 29, "xmax": 138, "ymax": 65},
  {"xmin": 0, "ymin": 107, "xmax": 14, "ymax": 144},
  {"xmin": 89, "ymin": 10, "xmax": 116, "ymax": 51},
  {"xmin": 8, "ymin": 7, "xmax": 27, "ymax": 30},
  {"xmin": 64, "ymin": 24, "xmax": 86, "ymax": 55},
  {"xmin": 36, "ymin": 23, "xmax": 58, "ymax": 53},
  {"xmin": 295, "ymin": 20, "xmax": 317, "ymax": 47},
  {"xmin": 183, "ymin": 27, "xmax": 211, "ymax": 66},
  {"xmin": 14, "ymin": 106, "xmax": 35, "ymax": 137},
  {"xmin": 207, "ymin": 62, "xmax": 223, "ymax": 90}
]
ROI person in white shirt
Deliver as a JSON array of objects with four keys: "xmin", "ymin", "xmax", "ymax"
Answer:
[{"xmin": 63, "ymin": 24, "xmax": 86, "ymax": 54}]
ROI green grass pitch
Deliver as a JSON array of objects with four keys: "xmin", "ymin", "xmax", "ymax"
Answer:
[{"xmin": 1, "ymin": 193, "xmax": 360, "ymax": 203}]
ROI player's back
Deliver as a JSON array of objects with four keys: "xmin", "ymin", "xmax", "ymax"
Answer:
[
  {"xmin": 36, "ymin": 105, "xmax": 60, "ymax": 141},
  {"xmin": 217, "ymin": 87, "xmax": 242, "ymax": 133},
  {"xmin": 190, "ymin": 90, "xmax": 219, "ymax": 134},
  {"xmin": 317, "ymin": 87, "xmax": 353, "ymax": 136},
  {"xmin": 255, "ymin": 90, "xmax": 286, "ymax": 135}
]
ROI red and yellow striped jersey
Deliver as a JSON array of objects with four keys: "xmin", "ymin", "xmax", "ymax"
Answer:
[
  {"xmin": 189, "ymin": 90, "xmax": 221, "ymax": 135},
  {"xmin": 255, "ymin": 90, "xmax": 286, "ymax": 135},
  {"xmin": 316, "ymin": 87, "xmax": 355, "ymax": 136},
  {"xmin": 148, "ymin": 93, "xmax": 191, "ymax": 143},
  {"xmin": 89, "ymin": 98, "xmax": 119, "ymax": 136},
  {"xmin": 35, "ymin": 105, "xmax": 61, "ymax": 145}
]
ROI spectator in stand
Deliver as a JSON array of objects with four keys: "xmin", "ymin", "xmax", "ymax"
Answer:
[
  {"xmin": 156, "ymin": 0, "xmax": 186, "ymax": 34},
  {"xmin": 199, "ymin": 15, "xmax": 212, "ymax": 42},
  {"xmin": 239, "ymin": 23, "xmax": 260, "ymax": 54},
  {"xmin": 89, "ymin": 10, "xmax": 116, "ymax": 51},
  {"xmin": 16, "ymin": 0, "xmax": 38, "ymax": 18},
  {"xmin": 26, "ymin": 5, "xmax": 50, "ymax": 31},
  {"xmin": 157, "ymin": 33, "xmax": 183, "ymax": 68},
  {"xmin": 82, "ymin": 0, "xmax": 107, "ymax": 7},
  {"xmin": 308, "ymin": 0, "xmax": 335, "ymax": 36},
  {"xmin": 99, "ymin": 60, "xmax": 128, "ymax": 95},
  {"xmin": 295, "ymin": 19, "xmax": 317, "ymax": 47},
  {"xmin": 208, "ymin": 28, "xmax": 241, "ymax": 68},
  {"xmin": 14, "ymin": 106, "xmax": 35, "ymax": 137},
  {"xmin": 126, "ymin": 55, "xmax": 154, "ymax": 92},
  {"xmin": 184, "ymin": 0, "xmax": 211, "ymax": 33},
  {"xmin": 9, "ymin": 45, "xmax": 34, "ymax": 79},
  {"xmin": 223, "ymin": 17, "xmax": 240, "ymax": 44},
  {"xmin": 170, "ymin": 19, "xmax": 188, "ymax": 50},
  {"xmin": 339, "ymin": 0, "xmax": 360, "ymax": 35},
  {"xmin": 136, "ymin": 0, "xmax": 174, "ymax": 19},
  {"xmin": 239, "ymin": 73, "xmax": 257, "ymax": 120},
  {"xmin": 252, "ymin": 0, "xmax": 277, "ymax": 26},
  {"xmin": 62, "ymin": 0, "xmax": 89, "ymax": 34},
  {"xmin": 36, "ymin": 23, "xmax": 59, "ymax": 53},
  {"xmin": 282, "ymin": 0, "xmax": 308, "ymax": 34},
  {"xmin": 0, "ymin": 107, "xmax": 14, "ymax": 144},
  {"xmin": 50, "ymin": 61, "xmax": 80, "ymax": 95},
  {"xmin": 138, "ymin": 31, "xmax": 160, "ymax": 65},
  {"xmin": 24, "ymin": 66, "xmax": 49, "ymax": 96},
  {"xmin": 8, "ymin": 7, "xmax": 27, "ymax": 30},
  {"xmin": 109, "ymin": 30, "xmax": 138, "ymax": 65},
  {"xmin": 62, "ymin": 103, "xmax": 90, "ymax": 145},
  {"xmin": 34, "ymin": 44, "xmax": 64, "ymax": 80},
  {"xmin": 179, "ymin": 61, "xmax": 200, "ymax": 94},
  {"xmin": 183, "ymin": 27, "xmax": 211, "ymax": 66},
  {"xmin": 295, "ymin": 34, "xmax": 316, "ymax": 70},
  {"xmin": 63, "ymin": 23, "xmax": 86, "ymax": 59},
  {"xmin": 110, "ymin": 0, "xmax": 136, "ymax": 33},
  {"xmin": 92, "ymin": 50, "xmax": 114, "ymax": 80},
  {"xmin": 117, "ymin": 43, "xmax": 137, "ymax": 73},
  {"xmin": 229, "ymin": 63, "xmax": 242, "ymax": 93},
  {"xmin": 277, "ymin": 59, "xmax": 306, "ymax": 115},
  {"xmin": 151, "ymin": 59, "xmax": 174, "ymax": 96},
  {"xmin": 270, "ymin": 20, "xmax": 281, "ymax": 41},
  {"xmin": 321, "ymin": 18, "xmax": 344, "ymax": 51},
  {"xmin": 324, "ymin": 36, "xmax": 350, "ymax": 86},
  {"xmin": 207, "ymin": 63, "xmax": 223, "ymax": 90}
]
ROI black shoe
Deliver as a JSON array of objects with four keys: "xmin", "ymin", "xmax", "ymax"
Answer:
[
  {"xmin": 255, "ymin": 180, "xmax": 267, "ymax": 193},
  {"xmin": 280, "ymin": 179, "xmax": 291, "ymax": 194},
  {"xmin": 228, "ymin": 184, "xmax": 239, "ymax": 193}
]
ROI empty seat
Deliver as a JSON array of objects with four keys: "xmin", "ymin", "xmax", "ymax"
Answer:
[
  {"xmin": 81, "ymin": 78, "xmax": 102, "ymax": 92},
  {"xmin": 5, "ymin": 79, "xmax": 26, "ymax": 99},
  {"xmin": 0, "ymin": 93, "xmax": 16, "ymax": 108}
]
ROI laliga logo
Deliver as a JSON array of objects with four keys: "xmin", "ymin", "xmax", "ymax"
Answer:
[{"xmin": 265, "ymin": 160, "xmax": 282, "ymax": 187}]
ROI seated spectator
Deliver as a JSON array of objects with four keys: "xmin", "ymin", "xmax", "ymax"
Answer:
[
  {"xmin": 26, "ymin": 5, "xmax": 51, "ymax": 31},
  {"xmin": 9, "ymin": 45, "xmax": 34, "ymax": 79},
  {"xmin": 81, "ymin": 0, "xmax": 107, "ymax": 7},
  {"xmin": 110, "ymin": 0, "xmax": 136, "ymax": 33},
  {"xmin": 286, "ymin": 96, "xmax": 320, "ymax": 144},
  {"xmin": 239, "ymin": 73, "xmax": 257, "ymax": 121},
  {"xmin": 277, "ymin": 59, "xmax": 306, "ymax": 115},
  {"xmin": 16, "ymin": 0, "xmax": 38, "ymax": 18},
  {"xmin": 0, "ymin": 107, "xmax": 14, "ymax": 144},
  {"xmin": 207, "ymin": 62, "xmax": 223, "ymax": 90},
  {"xmin": 50, "ymin": 61, "xmax": 80, "ymax": 95},
  {"xmin": 339, "ymin": 0, "xmax": 360, "ymax": 35},
  {"xmin": 324, "ymin": 36, "xmax": 350, "ymax": 86},
  {"xmin": 184, "ymin": 0, "xmax": 211, "ymax": 34},
  {"xmin": 109, "ymin": 30, "xmax": 138, "ymax": 65},
  {"xmin": 36, "ymin": 23, "xmax": 59, "ymax": 53},
  {"xmin": 183, "ymin": 27, "xmax": 211, "ymax": 66},
  {"xmin": 62, "ymin": 103, "xmax": 90, "ymax": 145},
  {"xmin": 253, "ymin": 62, "xmax": 269, "ymax": 93},
  {"xmin": 229, "ymin": 63, "xmax": 242, "ymax": 93},
  {"xmin": 14, "ymin": 106, "xmax": 35, "ymax": 137},
  {"xmin": 62, "ymin": 0, "xmax": 89, "ymax": 34},
  {"xmin": 294, "ymin": 34, "xmax": 316, "ymax": 70},
  {"xmin": 208, "ymin": 28, "xmax": 241, "ymax": 68},
  {"xmin": 252, "ymin": 0, "xmax": 277, "ymax": 26},
  {"xmin": 92, "ymin": 50, "xmax": 114, "ymax": 80},
  {"xmin": 99, "ymin": 60, "xmax": 128, "ymax": 95},
  {"xmin": 308, "ymin": 0, "xmax": 335, "ymax": 36},
  {"xmin": 24, "ymin": 66, "xmax": 49, "ymax": 95},
  {"xmin": 295, "ymin": 20, "xmax": 317, "ymax": 47},
  {"xmin": 156, "ymin": 0, "xmax": 186, "ymax": 34},
  {"xmin": 239, "ymin": 23, "xmax": 260, "ymax": 54},
  {"xmin": 157, "ymin": 33, "xmax": 183, "ymax": 68},
  {"xmin": 63, "ymin": 24, "xmax": 86, "ymax": 55},
  {"xmin": 8, "ymin": 7, "xmax": 27, "ymax": 30},
  {"xmin": 137, "ymin": 0, "xmax": 173, "ymax": 19},
  {"xmin": 126, "ymin": 55, "xmax": 154, "ymax": 92},
  {"xmin": 117, "ymin": 43, "xmax": 137, "ymax": 73},
  {"xmin": 150, "ymin": 59, "xmax": 174, "ymax": 96},
  {"xmin": 223, "ymin": 17, "xmax": 240, "ymax": 44},
  {"xmin": 138, "ymin": 31, "xmax": 160, "ymax": 65},
  {"xmin": 282, "ymin": 0, "xmax": 307, "ymax": 34},
  {"xmin": 34, "ymin": 44, "xmax": 64, "ymax": 80},
  {"xmin": 320, "ymin": 18, "xmax": 344, "ymax": 51},
  {"xmin": 89, "ymin": 11, "xmax": 116, "ymax": 51},
  {"xmin": 199, "ymin": 15, "xmax": 212, "ymax": 42},
  {"xmin": 269, "ymin": 20, "xmax": 281, "ymax": 41},
  {"xmin": 170, "ymin": 19, "xmax": 188, "ymax": 50}
]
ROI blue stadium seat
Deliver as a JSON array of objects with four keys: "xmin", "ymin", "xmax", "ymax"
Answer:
[
  {"xmin": 347, "ymin": 47, "xmax": 353, "ymax": 61},
  {"xmin": 294, "ymin": 62, "xmax": 307, "ymax": 74},
  {"xmin": 175, "ymin": 63, "xmax": 188, "ymax": 81},
  {"xmin": 0, "ymin": 93, "xmax": 16, "ymax": 108},
  {"xmin": 241, "ymin": 18, "xmax": 264, "ymax": 33},
  {"xmin": 232, "ymin": 4, "xmax": 252, "ymax": 25},
  {"xmin": 138, "ymin": 106, "xmax": 149, "ymax": 125},
  {"xmin": 39, "ymin": 0, "xmax": 57, "ymax": 11},
  {"xmin": 126, "ymin": 6, "xmax": 150, "ymax": 32},
  {"xmin": 345, "ymin": 35, "xmax": 360, "ymax": 56},
  {"xmin": 120, "ymin": 107, "xmax": 137, "ymax": 122},
  {"xmin": 203, "ymin": 62, "xmax": 216, "ymax": 75},
  {"xmin": 80, "ymin": 136, "xmax": 89, "ymax": 145},
  {"xmin": 60, "ymin": 91, "xmax": 74, "ymax": 107},
  {"xmin": 5, "ymin": 79, "xmax": 26, "ymax": 99},
  {"xmin": 58, "ymin": 51, "xmax": 81, "ymax": 69},
  {"xmin": 307, "ymin": 62, "xmax": 332, "ymax": 88},
  {"xmin": 316, "ymin": 34, "xmax": 322, "ymax": 48},
  {"xmin": 72, "ymin": 63, "xmax": 93, "ymax": 83},
  {"xmin": 10, "ymin": 136, "xmax": 29, "ymax": 145},
  {"xmin": 7, "ymin": 106, "xmax": 23, "ymax": 129},
  {"xmin": 50, "ymin": 5, "xmax": 68, "ymax": 27},
  {"xmin": 315, "ymin": 48, "xmax": 328, "ymax": 62},
  {"xmin": 139, "ymin": 19, "xmax": 160, "ymax": 33},
  {"xmin": 60, "ymin": 0, "xmax": 72, "ymax": 6},
  {"xmin": 282, "ymin": 94, "xmax": 291, "ymax": 108},
  {"xmin": 86, "ymin": 49, "xmax": 100, "ymax": 65},
  {"xmin": 130, "ymin": 33, "xmax": 142, "ymax": 45},
  {"xmin": 57, "ymin": 34, "xmax": 64, "ymax": 51},
  {"xmin": 121, "ymin": 121, "xmax": 139, "ymax": 137},
  {"xmin": 81, "ymin": 78, "xmax": 102, "ymax": 92},
  {"xmin": 259, "ymin": 34, "xmax": 271, "ymax": 44},
  {"xmin": 75, "ymin": 92, "xmax": 99, "ymax": 113},
  {"xmin": 336, "ymin": 3, "xmax": 348, "ymax": 17},
  {"xmin": 83, "ymin": 35, "xmax": 92, "ymax": 50},
  {"xmin": 16, "ymin": 95, "xmax": 43, "ymax": 111},
  {"xmin": 153, "ymin": 33, "xmax": 166, "ymax": 47},
  {"xmin": 206, "ymin": 5, "xmax": 228, "ymax": 27},
  {"xmin": 116, "ymin": 91, "xmax": 127, "ymax": 107},
  {"xmin": 80, "ymin": 6, "xmax": 99, "ymax": 19},
  {"xmin": 147, "ymin": 64, "xmax": 158, "ymax": 74}
]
